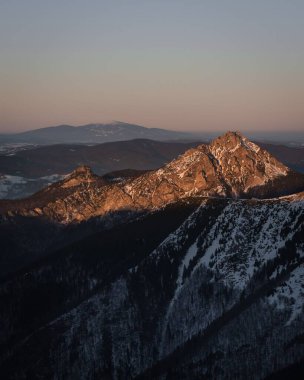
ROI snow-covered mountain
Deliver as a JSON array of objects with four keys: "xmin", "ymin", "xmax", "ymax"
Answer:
[
  {"xmin": 0, "ymin": 132, "xmax": 304, "ymax": 379},
  {"xmin": 1, "ymin": 194, "xmax": 303, "ymax": 379}
]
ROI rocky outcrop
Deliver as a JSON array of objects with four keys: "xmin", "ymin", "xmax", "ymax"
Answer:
[{"xmin": 0, "ymin": 132, "xmax": 303, "ymax": 223}]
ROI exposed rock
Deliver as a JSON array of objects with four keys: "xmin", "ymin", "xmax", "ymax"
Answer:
[{"xmin": 0, "ymin": 132, "xmax": 303, "ymax": 223}]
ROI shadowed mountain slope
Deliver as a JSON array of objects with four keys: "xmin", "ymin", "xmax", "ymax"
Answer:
[{"xmin": 0, "ymin": 193, "xmax": 303, "ymax": 379}]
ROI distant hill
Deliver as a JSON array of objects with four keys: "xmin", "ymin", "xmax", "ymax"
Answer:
[
  {"xmin": 0, "ymin": 139, "xmax": 202, "ymax": 199},
  {"xmin": 0, "ymin": 139, "xmax": 202, "ymax": 178},
  {"xmin": 0, "ymin": 121, "xmax": 196, "ymax": 145},
  {"xmin": 259, "ymin": 142, "xmax": 304, "ymax": 174}
]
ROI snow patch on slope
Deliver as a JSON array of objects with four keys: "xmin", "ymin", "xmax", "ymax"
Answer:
[
  {"xmin": 192, "ymin": 198, "xmax": 304, "ymax": 290},
  {"xmin": 268, "ymin": 265, "xmax": 304, "ymax": 325},
  {"xmin": 0, "ymin": 174, "xmax": 65, "ymax": 199}
]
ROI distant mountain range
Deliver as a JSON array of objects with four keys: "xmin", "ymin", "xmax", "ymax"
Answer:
[
  {"xmin": 1, "ymin": 131, "xmax": 304, "ymax": 379},
  {"xmin": 0, "ymin": 121, "xmax": 197, "ymax": 145},
  {"xmin": 1, "ymin": 122, "xmax": 303, "ymax": 147}
]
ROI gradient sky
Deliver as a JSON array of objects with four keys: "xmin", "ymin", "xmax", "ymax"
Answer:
[{"xmin": 0, "ymin": 0, "xmax": 303, "ymax": 133}]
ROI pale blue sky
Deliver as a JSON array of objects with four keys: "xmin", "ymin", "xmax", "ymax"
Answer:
[{"xmin": 0, "ymin": 0, "xmax": 303, "ymax": 132}]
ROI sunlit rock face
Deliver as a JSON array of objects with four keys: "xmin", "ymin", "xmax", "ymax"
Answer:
[
  {"xmin": 209, "ymin": 131, "xmax": 288, "ymax": 194},
  {"xmin": 1, "ymin": 131, "xmax": 303, "ymax": 224}
]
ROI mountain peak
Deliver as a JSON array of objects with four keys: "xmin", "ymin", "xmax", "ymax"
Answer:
[
  {"xmin": 212, "ymin": 130, "xmax": 243, "ymax": 142},
  {"xmin": 1, "ymin": 131, "xmax": 304, "ymax": 223},
  {"xmin": 71, "ymin": 165, "xmax": 94, "ymax": 177},
  {"xmin": 210, "ymin": 130, "xmax": 258, "ymax": 153},
  {"xmin": 217, "ymin": 130, "xmax": 243, "ymax": 140},
  {"xmin": 207, "ymin": 131, "xmax": 290, "ymax": 196},
  {"xmin": 58, "ymin": 165, "xmax": 98, "ymax": 189}
]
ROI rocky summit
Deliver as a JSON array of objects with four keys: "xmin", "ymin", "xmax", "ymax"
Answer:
[
  {"xmin": 0, "ymin": 131, "xmax": 303, "ymax": 223},
  {"xmin": 1, "ymin": 132, "xmax": 304, "ymax": 380}
]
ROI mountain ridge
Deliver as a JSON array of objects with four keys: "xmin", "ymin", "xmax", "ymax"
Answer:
[
  {"xmin": 0, "ymin": 131, "xmax": 303, "ymax": 223},
  {"xmin": 0, "ymin": 121, "xmax": 196, "ymax": 145},
  {"xmin": 1, "ymin": 194, "xmax": 303, "ymax": 379}
]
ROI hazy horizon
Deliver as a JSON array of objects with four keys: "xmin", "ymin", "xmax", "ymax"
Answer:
[
  {"xmin": 1, "ymin": 121, "xmax": 303, "ymax": 144},
  {"xmin": 0, "ymin": 120, "xmax": 304, "ymax": 136},
  {"xmin": 1, "ymin": 1, "xmax": 303, "ymax": 134}
]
